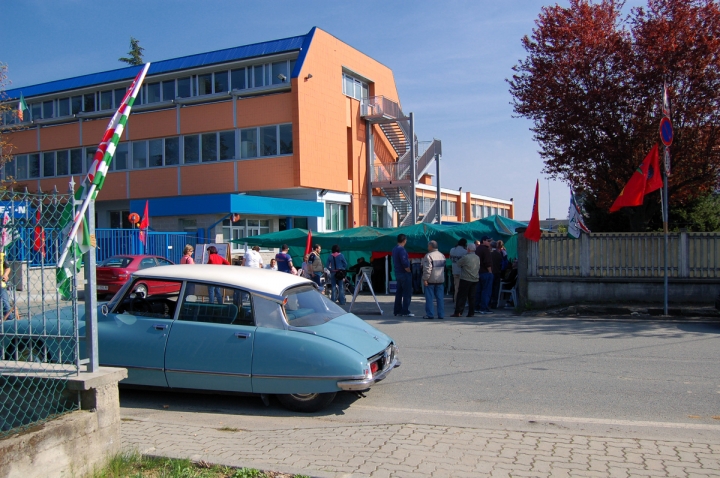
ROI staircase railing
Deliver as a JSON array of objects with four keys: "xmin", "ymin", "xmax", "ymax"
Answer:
[
  {"xmin": 415, "ymin": 139, "xmax": 442, "ymax": 179},
  {"xmin": 361, "ymin": 96, "xmax": 404, "ymax": 120},
  {"xmin": 372, "ymin": 161, "xmax": 412, "ymax": 183}
]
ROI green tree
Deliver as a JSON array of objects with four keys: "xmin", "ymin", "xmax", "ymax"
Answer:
[{"xmin": 119, "ymin": 37, "xmax": 145, "ymax": 66}]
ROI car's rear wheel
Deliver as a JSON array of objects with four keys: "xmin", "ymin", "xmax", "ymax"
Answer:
[{"xmin": 276, "ymin": 392, "xmax": 337, "ymax": 412}]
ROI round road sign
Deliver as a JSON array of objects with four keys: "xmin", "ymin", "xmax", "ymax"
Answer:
[{"xmin": 660, "ymin": 117, "xmax": 673, "ymax": 146}]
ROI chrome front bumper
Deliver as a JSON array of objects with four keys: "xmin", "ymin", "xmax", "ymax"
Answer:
[{"xmin": 336, "ymin": 357, "xmax": 401, "ymax": 391}]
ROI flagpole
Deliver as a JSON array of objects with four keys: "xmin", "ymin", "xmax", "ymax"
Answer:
[
  {"xmin": 663, "ymin": 168, "xmax": 669, "ymax": 316},
  {"xmin": 661, "ymin": 82, "xmax": 671, "ymax": 316}
]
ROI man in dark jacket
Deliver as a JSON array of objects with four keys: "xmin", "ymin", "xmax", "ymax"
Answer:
[
  {"xmin": 474, "ymin": 236, "xmax": 494, "ymax": 314},
  {"xmin": 392, "ymin": 234, "xmax": 414, "ymax": 317},
  {"xmin": 490, "ymin": 241, "xmax": 503, "ymax": 308}
]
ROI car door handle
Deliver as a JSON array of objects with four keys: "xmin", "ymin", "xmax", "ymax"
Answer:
[
  {"xmin": 154, "ymin": 324, "xmax": 168, "ymax": 331},
  {"xmin": 235, "ymin": 332, "xmax": 251, "ymax": 339}
]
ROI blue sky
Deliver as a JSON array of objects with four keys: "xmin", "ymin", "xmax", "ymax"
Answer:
[{"xmin": 0, "ymin": 0, "xmax": 644, "ymax": 220}]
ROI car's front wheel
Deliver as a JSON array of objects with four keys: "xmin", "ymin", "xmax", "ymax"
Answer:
[{"xmin": 276, "ymin": 392, "xmax": 337, "ymax": 412}]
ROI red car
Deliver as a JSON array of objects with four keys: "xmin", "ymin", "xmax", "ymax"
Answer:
[{"xmin": 96, "ymin": 255, "xmax": 176, "ymax": 297}]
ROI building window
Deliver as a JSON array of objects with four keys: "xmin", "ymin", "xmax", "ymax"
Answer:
[
  {"xmin": 132, "ymin": 141, "xmax": 147, "ymax": 169},
  {"xmin": 214, "ymin": 71, "xmax": 229, "ymax": 93},
  {"xmin": 100, "ymin": 90, "xmax": 113, "ymax": 110},
  {"xmin": 114, "ymin": 88, "xmax": 126, "ymax": 106},
  {"xmin": 222, "ymin": 218, "xmax": 270, "ymax": 253},
  {"xmin": 342, "ymin": 73, "xmax": 369, "ymax": 101},
  {"xmin": 58, "ymin": 98, "xmax": 70, "ymax": 117},
  {"xmin": 325, "ymin": 203, "xmax": 347, "ymax": 232},
  {"xmin": 42, "ymin": 152, "xmax": 56, "ymax": 177},
  {"xmin": 31, "ymin": 103, "xmax": 41, "ymax": 121},
  {"xmin": 70, "ymin": 149, "xmax": 83, "ymax": 175},
  {"xmin": 272, "ymin": 61, "xmax": 288, "ymax": 84},
  {"xmin": 71, "ymin": 96, "xmax": 82, "ymax": 115},
  {"xmin": 201, "ymin": 133, "xmax": 217, "ymax": 162},
  {"xmin": 147, "ymin": 83, "xmax": 161, "ymax": 104},
  {"xmin": 184, "ymin": 135, "xmax": 199, "ymax": 163},
  {"xmin": 372, "ymin": 205, "xmax": 386, "ymax": 228},
  {"xmin": 149, "ymin": 139, "xmax": 163, "ymax": 167},
  {"xmin": 253, "ymin": 65, "xmax": 264, "ymax": 88},
  {"xmin": 240, "ymin": 128, "xmax": 257, "ymax": 159},
  {"xmin": 3, "ymin": 157, "xmax": 15, "ymax": 180},
  {"xmin": 279, "ymin": 124, "xmax": 292, "ymax": 155},
  {"xmin": 16, "ymin": 155, "xmax": 28, "ymax": 179},
  {"xmin": 441, "ymin": 199, "xmax": 456, "ymax": 217},
  {"xmin": 219, "ymin": 131, "xmax": 235, "ymax": 160},
  {"xmin": 43, "ymin": 101, "xmax": 54, "ymax": 119},
  {"xmin": 28, "ymin": 154, "xmax": 40, "ymax": 178},
  {"xmin": 109, "ymin": 211, "xmax": 131, "ymax": 229},
  {"xmin": 177, "ymin": 77, "xmax": 192, "ymax": 98},
  {"xmin": 198, "ymin": 74, "xmax": 213, "ymax": 96},
  {"xmin": 417, "ymin": 197, "xmax": 434, "ymax": 215},
  {"xmin": 162, "ymin": 81, "xmax": 175, "ymax": 101},
  {"xmin": 114, "ymin": 143, "xmax": 129, "ymax": 170},
  {"xmin": 84, "ymin": 93, "xmax": 95, "ymax": 112},
  {"xmin": 260, "ymin": 126, "xmax": 277, "ymax": 156},
  {"xmin": 231, "ymin": 68, "xmax": 246, "ymax": 90},
  {"xmin": 165, "ymin": 137, "xmax": 180, "ymax": 165}
]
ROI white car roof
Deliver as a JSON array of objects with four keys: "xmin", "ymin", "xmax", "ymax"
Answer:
[{"xmin": 133, "ymin": 264, "xmax": 313, "ymax": 297}]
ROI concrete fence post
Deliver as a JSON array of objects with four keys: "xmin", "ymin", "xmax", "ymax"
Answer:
[
  {"xmin": 679, "ymin": 231, "xmax": 689, "ymax": 278},
  {"xmin": 580, "ymin": 233, "xmax": 591, "ymax": 277},
  {"xmin": 515, "ymin": 227, "xmax": 529, "ymax": 308}
]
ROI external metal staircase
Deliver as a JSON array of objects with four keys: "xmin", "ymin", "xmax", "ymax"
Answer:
[{"xmin": 362, "ymin": 96, "xmax": 442, "ymax": 226}]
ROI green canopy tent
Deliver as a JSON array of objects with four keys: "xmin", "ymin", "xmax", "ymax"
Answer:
[{"xmin": 231, "ymin": 215, "xmax": 527, "ymax": 285}]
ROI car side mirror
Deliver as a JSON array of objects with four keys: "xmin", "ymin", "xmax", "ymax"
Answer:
[{"xmin": 101, "ymin": 304, "xmax": 109, "ymax": 316}]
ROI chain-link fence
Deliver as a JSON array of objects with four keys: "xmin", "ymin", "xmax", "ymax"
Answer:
[{"xmin": 0, "ymin": 189, "xmax": 81, "ymax": 436}]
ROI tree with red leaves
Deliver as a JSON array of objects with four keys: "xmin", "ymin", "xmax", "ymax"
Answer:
[{"xmin": 509, "ymin": 0, "xmax": 720, "ymax": 231}]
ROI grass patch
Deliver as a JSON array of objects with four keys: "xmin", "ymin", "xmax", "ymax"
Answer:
[
  {"xmin": 92, "ymin": 452, "xmax": 307, "ymax": 477},
  {"xmin": 216, "ymin": 427, "xmax": 241, "ymax": 432}
]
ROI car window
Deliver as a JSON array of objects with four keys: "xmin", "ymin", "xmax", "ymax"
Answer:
[
  {"xmin": 99, "ymin": 256, "xmax": 132, "ymax": 268},
  {"xmin": 252, "ymin": 295, "xmax": 285, "ymax": 329},
  {"xmin": 283, "ymin": 285, "xmax": 346, "ymax": 327},
  {"xmin": 114, "ymin": 278, "xmax": 181, "ymax": 318},
  {"xmin": 138, "ymin": 258, "xmax": 157, "ymax": 270},
  {"xmin": 156, "ymin": 258, "xmax": 173, "ymax": 266},
  {"xmin": 178, "ymin": 281, "xmax": 254, "ymax": 326}
]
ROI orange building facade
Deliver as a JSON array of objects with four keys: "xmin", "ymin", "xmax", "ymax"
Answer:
[{"xmin": 3, "ymin": 28, "xmax": 512, "ymax": 252}]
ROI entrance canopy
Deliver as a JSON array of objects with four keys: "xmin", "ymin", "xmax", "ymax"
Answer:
[{"xmin": 130, "ymin": 194, "xmax": 325, "ymax": 217}]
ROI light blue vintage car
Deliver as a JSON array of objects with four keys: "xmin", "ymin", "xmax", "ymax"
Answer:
[{"xmin": 1, "ymin": 265, "xmax": 400, "ymax": 412}]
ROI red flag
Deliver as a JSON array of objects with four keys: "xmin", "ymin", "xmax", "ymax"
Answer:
[
  {"xmin": 305, "ymin": 229, "xmax": 312, "ymax": 255},
  {"xmin": 139, "ymin": 201, "xmax": 149, "ymax": 245},
  {"xmin": 610, "ymin": 144, "xmax": 662, "ymax": 213},
  {"xmin": 33, "ymin": 205, "xmax": 46, "ymax": 257},
  {"xmin": 524, "ymin": 180, "xmax": 541, "ymax": 242}
]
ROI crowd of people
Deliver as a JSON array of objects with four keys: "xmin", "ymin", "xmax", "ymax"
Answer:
[
  {"xmin": 391, "ymin": 234, "xmax": 516, "ymax": 319},
  {"xmin": 180, "ymin": 234, "xmax": 517, "ymax": 314}
]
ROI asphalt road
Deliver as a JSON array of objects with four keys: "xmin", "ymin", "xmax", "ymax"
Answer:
[{"xmin": 120, "ymin": 298, "xmax": 720, "ymax": 442}]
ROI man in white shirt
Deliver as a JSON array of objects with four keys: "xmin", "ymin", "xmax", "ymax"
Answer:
[
  {"xmin": 242, "ymin": 245, "xmax": 264, "ymax": 268},
  {"xmin": 449, "ymin": 238, "xmax": 468, "ymax": 302}
]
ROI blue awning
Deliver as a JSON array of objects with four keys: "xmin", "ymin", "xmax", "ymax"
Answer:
[{"xmin": 130, "ymin": 193, "xmax": 324, "ymax": 218}]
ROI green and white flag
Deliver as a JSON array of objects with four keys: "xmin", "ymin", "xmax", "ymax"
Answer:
[
  {"xmin": 56, "ymin": 63, "xmax": 151, "ymax": 300},
  {"xmin": 567, "ymin": 190, "xmax": 590, "ymax": 239}
]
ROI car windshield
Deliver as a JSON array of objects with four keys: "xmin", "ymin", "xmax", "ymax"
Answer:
[
  {"xmin": 100, "ymin": 256, "xmax": 133, "ymax": 268},
  {"xmin": 283, "ymin": 285, "xmax": 347, "ymax": 327}
]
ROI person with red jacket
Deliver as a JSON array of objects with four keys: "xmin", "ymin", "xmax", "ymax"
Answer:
[{"xmin": 206, "ymin": 245, "xmax": 229, "ymax": 303}]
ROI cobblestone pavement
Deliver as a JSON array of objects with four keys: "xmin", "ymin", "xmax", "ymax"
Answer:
[{"xmin": 121, "ymin": 418, "xmax": 720, "ymax": 477}]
